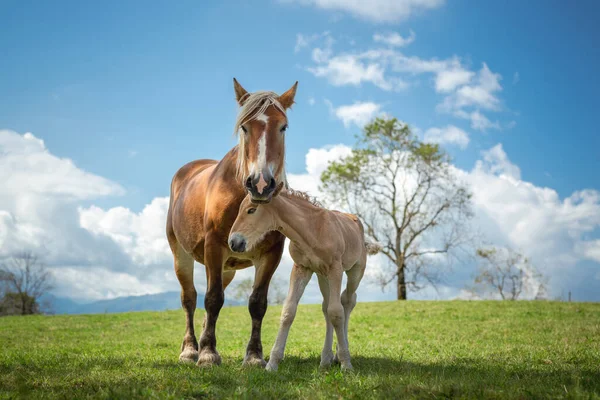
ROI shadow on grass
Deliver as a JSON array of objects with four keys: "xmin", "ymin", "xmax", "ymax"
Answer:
[
  {"xmin": 270, "ymin": 355, "xmax": 600, "ymax": 397},
  {"xmin": 2, "ymin": 353, "xmax": 599, "ymax": 399}
]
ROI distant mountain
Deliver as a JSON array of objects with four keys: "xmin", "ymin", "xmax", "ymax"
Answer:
[{"xmin": 44, "ymin": 292, "xmax": 242, "ymax": 315}]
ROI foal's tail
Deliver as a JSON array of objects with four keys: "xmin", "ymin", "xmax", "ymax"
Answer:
[{"xmin": 365, "ymin": 240, "xmax": 383, "ymax": 255}]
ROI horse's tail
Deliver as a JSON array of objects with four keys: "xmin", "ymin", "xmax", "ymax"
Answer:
[{"xmin": 365, "ymin": 240, "xmax": 383, "ymax": 255}]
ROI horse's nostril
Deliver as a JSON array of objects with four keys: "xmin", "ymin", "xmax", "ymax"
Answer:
[
  {"xmin": 268, "ymin": 178, "xmax": 276, "ymax": 190},
  {"xmin": 245, "ymin": 176, "xmax": 252, "ymax": 189}
]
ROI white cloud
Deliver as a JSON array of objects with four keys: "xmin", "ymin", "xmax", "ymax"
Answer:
[
  {"xmin": 295, "ymin": 33, "xmax": 315, "ymax": 53},
  {"xmin": 477, "ymin": 144, "xmax": 521, "ymax": 180},
  {"xmin": 284, "ymin": 0, "xmax": 445, "ymax": 23},
  {"xmin": 0, "ymin": 130, "xmax": 125, "ymax": 264},
  {"xmin": 373, "ymin": 30, "xmax": 416, "ymax": 47},
  {"xmin": 302, "ymin": 35, "xmax": 503, "ymax": 128},
  {"xmin": 435, "ymin": 68, "xmax": 475, "ymax": 93},
  {"xmin": 424, "ymin": 125, "xmax": 470, "ymax": 149},
  {"xmin": 455, "ymin": 110, "xmax": 501, "ymax": 132},
  {"xmin": 330, "ymin": 101, "xmax": 383, "ymax": 128},
  {"xmin": 579, "ymin": 240, "xmax": 600, "ymax": 263},
  {"xmin": 438, "ymin": 63, "xmax": 502, "ymax": 113},
  {"xmin": 79, "ymin": 197, "xmax": 171, "ymax": 266},
  {"xmin": 0, "ymin": 130, "xmax": 123, "ymax": 202},
  {"xmin": 308, "ymin": 97, "xmax": 316, "ymax": 106},
  {"xmin": 513, "ymin": 72, "xmax": 520, "ymax": 85},
  {"xmin": 0, "ymin": 130, "xmax": 177, "ymax": 301},
  {"xmin": 308, "ymin": 53, "xmax": 407, "ymax": 91}
]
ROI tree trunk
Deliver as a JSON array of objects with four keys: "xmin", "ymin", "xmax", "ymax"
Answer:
[{"xmin": 397, "ymin": 263, "xmax": 407, "ymax": 300}]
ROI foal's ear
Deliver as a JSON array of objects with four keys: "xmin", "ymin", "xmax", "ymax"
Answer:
[
  {"xmin": 273, "ymin": 181, "xmax": 285, "ymax": 197},
  {"xmin": 233, "ymin": 78, "xmax": 249, "ymax": 106},
  {"xmin": 278, "ymin": 81, "xmax": 298, "ymax": 109}
]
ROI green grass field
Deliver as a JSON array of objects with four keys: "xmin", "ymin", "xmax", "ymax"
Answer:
[{"xmin": 1, "ymin": 301, "xmax": 599, "ymax": 399}]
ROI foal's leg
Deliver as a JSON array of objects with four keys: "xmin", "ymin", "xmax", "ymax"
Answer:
[
  {"xmin": 172, "ymin": 243, "xmax": 199, "ymax": 363},
  {"xmin": 197, "ymin": 234, "xmax": 225, "ymax": 367},
  {"xmin": 266, "ymin": 264, "xmax": 313, "ymax": 372},
  {"xmin": 317, "ymin": 274, "xmax": 335, "ymax": 368},
  {"xmin": 336, "ymin": 262, "xmax": 365, "ymax": 364},
  {"xmin": 327, "ymin": 262, "xmax": 353, "ymax": 371},
  {"xmin": 244, "ymin": 240, "xmax": 284, "ymax": 367}
]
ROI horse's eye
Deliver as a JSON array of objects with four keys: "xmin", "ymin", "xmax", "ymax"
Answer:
[
  {"xmin": 280, "ymin": 124, "xmax": 288, "ymax": 133},
  {"xmin": 241, "ymin": 125, "xmax": 247, "ymax": 134},
  {"xmin": 247, "ymin": 208, "xmax": 256, "ymax": 214}
]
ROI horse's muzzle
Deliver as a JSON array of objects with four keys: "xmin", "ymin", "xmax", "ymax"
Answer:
[
  {"xmin": 245, "ymin": 170, "xmax": 277, "ymax": 203},
  {"xmin": 229, "ymin": 233, "xmax": 247, "ymax": 253}
]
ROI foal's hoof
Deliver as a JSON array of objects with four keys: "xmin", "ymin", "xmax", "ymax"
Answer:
[
  {"xmin": 197, "ymin": 349, "xmax": 222, "ymax": 367},
  {"xmin": 179, "ymin": 348, "xmax": 199, "ymax": 363},
  {"xmin": 341, "ymin": 363, "xmax": 354, "ymax": 372},
  {"xmin": 320, "ymin": 351, "xmax": 334, "ymax": 369},
  {"xmin": 242, "ymin": 354, "xmax": 267, "ymax": 368},
  {"xmin": 266, "ymin": 361, "xmax": 280, "ymax": 372}
]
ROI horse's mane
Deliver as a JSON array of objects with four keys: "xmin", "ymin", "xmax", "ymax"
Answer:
[
  {"xmin": 283, "ymin": 188, "xmax": 323, "ymax": 208},
  {"xmin": 234, "ymin": 91, "xmax": 287, "ymax": 183}
]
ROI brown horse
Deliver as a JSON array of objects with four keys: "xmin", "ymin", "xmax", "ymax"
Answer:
[{"xmin": 166, "ymin": 79, "xmax": 298, "ymax": 367}]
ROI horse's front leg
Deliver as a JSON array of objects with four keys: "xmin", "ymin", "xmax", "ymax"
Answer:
[
  {"xmin": 243, "ymin": 240, "xmax": 284, "ymax": 367},
  {"xmin": 197, "ymin": 233, "xmax": 225, "ymax": 367},
  {"xmin": 266, "ymin": 264, "xmax": 313, "ymax": 372}
]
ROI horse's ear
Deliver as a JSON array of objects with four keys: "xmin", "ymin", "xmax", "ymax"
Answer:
[
  {"xmin": 278, "ymin": 81, "xmax": 298, "ymax": 109},
  {"xmin": 233, "ymin": 78, "xmax": 249, "ymax": 106},
  {"xmin": 273, "ymin": 181, "xmax": 285, "ymax": 198}
]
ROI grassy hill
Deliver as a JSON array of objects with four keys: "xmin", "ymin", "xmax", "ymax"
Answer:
[{"xmin": 1, "ymin": 301, "xmax": 599, "ymax": 399}]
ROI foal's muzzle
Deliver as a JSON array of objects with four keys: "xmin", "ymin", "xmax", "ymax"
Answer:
[
  {"xmin": 229, "ymin": 233, "xmax": 247, "ymax": 253},
  {"xmin": 245, "ymin": 169, "xmax": 277, "ymax": 203}
]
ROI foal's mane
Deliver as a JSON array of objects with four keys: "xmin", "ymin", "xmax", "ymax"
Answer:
[
  {"xmin": 234, "ymin": 91, "xmax": 286, "ymax": 183},
  {"xmin": 283, "ymin": 188, "xmax": 323, "ymax": 208}
]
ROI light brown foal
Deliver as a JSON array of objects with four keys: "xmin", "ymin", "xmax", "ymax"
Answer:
[
  {"xmin": 228, "ymin": 190, "xmax": 381, "ymax": 371},
  {"xmin": 166, "ymin": 79, "xmax": 298, "ymax": 367}
]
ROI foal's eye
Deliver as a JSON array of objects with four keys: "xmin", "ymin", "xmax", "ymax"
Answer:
[
  {"xmin": 280, "ymin": 124, "xmax": 288, "ymax": 133},
  {"xmin": 240, "ymin": 125, "xmax": 247, "ymax": 134},
  {"xmin": 247, "ymin": 208, "xmax": 256, "ymax": 214}
]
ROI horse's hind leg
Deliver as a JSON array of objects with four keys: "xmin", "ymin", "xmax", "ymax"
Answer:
[
  {"xmin": 326, "ymin": 263, "xmax": 353, "ymax": 371},
  {"xmin": 334, "ymin": 261, "xmax": 365, "ymax": 365},
  {"xmin": 317, "ymin": 274, "xmax": 335, "ymax": 368},
  {"xmin": 171, "ymin": 241, "xmax": 198, "ymax": 363}
]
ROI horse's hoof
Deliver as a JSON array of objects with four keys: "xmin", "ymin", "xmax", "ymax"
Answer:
[
  {"xmin": 179, "ymin": 347, "xmax": 199, "ymax": 363},
  {"xmin": 243, "ymin": 354, "xmax": 267, "ymax": 368},
  {"xmin": 197, "ymin": 349, "xmax": 221, "ymax": 367},
  {"xmin": 319, "ymin": 361, "xmax": 332, "ymax": 370},
  {"xmin": 341, "ymin": 363, "xmax": 354, "ymax": 372},
  {"xmin": 265, "ymin": 361, "xmax": 278, "ymax": 372},
  {"xmin": 321, "ymin": 351, "xmax": 334, "ymax": 369}
]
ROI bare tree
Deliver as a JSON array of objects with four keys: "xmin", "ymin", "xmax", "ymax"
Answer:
[
  {"xmin": 0, "ymin": 252, "xmax": 54, "ymax": 316},
  {"xmin": 470, "ymin": 246, "xmax": 547, "ymax": 300},
  {"xmin": 229, "ymin": 276, "xmax": 287, "ymax": 305},
  {"xmin": 320, "ymin": 117, "xmax": 473, "ymax": 300}
]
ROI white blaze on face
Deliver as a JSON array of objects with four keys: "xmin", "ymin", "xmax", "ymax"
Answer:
[{"xmin": 254, "ymin": 113, "xmax": 270, "ymax": 194}]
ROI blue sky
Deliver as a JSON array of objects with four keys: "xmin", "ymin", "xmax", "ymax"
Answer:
[{"xmin": 1, "ymin": 0, "xmax": 599, "ymax": 301}]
